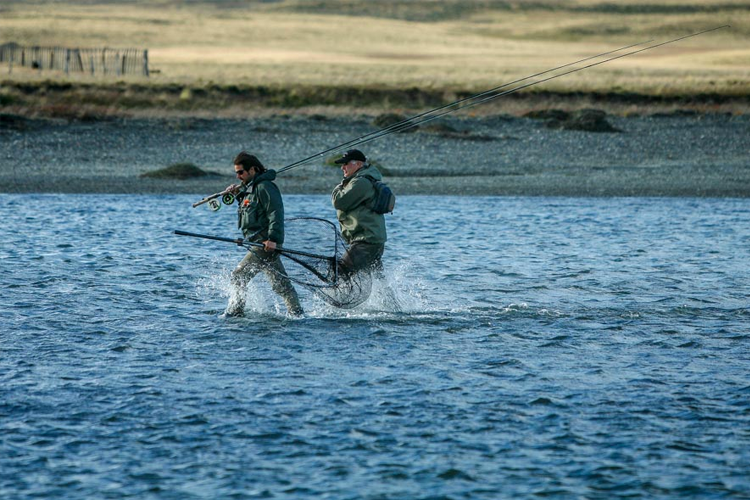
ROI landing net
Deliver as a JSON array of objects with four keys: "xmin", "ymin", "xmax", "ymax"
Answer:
[{"xmin": 274, "ymin": 217, "xmax": 372, "ymax": 309}]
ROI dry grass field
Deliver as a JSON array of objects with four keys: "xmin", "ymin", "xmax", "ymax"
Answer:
[{"xmin": 1, "ymin": 0, "xmax": 748, "ymax": 114}]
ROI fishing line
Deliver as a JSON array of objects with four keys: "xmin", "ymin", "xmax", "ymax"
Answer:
[{"xmin": 276, "ymin": 25, "xmax": 729, "ymax": 174}]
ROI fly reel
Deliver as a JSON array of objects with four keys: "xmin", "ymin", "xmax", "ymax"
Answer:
[{"xmin": 206, "ymin": 193, "xmax": 235, "ymax": 212}]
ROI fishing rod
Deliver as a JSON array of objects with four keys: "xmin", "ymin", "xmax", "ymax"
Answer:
[
  {"xmin": 191, "ymin": 40, "xmax": 653, "ymax": 208},
  {"xmin": 192, "ymin": 186, "xmax": 237, "ymax": 209},
  {"xmin": 174, "ymin": 230, "xmax": 336, "ymax": 262},
  {"xmin": 275, "ymin": 25, "xmax": 728, "ymax": 174},
  {"xmin": 275, "ymin": 38, "xmax": 654, "ymax": 175}
]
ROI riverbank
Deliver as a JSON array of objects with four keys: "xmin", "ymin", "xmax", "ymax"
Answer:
[
  {"xmin": 1, "ymin": 110, "xmax": 748, "ymax": 197},
  {"xmin": 2, "ymin": 80, "xmax": 749, "ymax": 119}
]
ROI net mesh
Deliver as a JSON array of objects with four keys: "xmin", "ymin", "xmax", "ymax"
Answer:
[{"xmin": 272, "ymin": 217, "xmax": 372, "ymax": 309}]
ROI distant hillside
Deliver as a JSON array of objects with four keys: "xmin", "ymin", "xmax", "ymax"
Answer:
[{"xmin": 0, "ymin": 0, "xmax": 747, "ymax": 101}]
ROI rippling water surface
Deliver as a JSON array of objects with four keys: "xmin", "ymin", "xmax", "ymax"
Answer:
[{"xmin": 2, "ymin": 194, "xmax": 749, "ymax": 499}]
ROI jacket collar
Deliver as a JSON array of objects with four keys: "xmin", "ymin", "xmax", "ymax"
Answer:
[
  {"xmin": 344, "ymin": 163, "xmax": 372, "ymax": 183},
  {"xmin": 248, "ymin": 169, "xmax": 277, "ymax": 191}
]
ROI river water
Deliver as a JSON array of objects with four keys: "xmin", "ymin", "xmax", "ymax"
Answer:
[{"xmin": 2, "ymin": 194, "xmax": 749, "ymax": 499}]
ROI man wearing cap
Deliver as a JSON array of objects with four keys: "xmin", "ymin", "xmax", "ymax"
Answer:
[
  {"xmin": 331, "ymin": 149, "xmax": 388, "ymax": 276},
  {"xmin": 224, "ymin": 151, "xmax": 303, "ymax": 317}
]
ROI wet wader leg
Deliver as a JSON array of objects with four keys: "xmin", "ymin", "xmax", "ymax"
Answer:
[
  {"xmin": 342, "ymin": 243, "xmax": 400, "ymax": 311},
  {"xmin": 262, "ymin": 256, "xmax": 304, "ymax": 316},
  {"xmin": 227, "ymin": 250, "xmax": 264, "ymax": 316},
  {"xmin": 340, "ymin": 242, "xmax": 384, "ymax": 277}
]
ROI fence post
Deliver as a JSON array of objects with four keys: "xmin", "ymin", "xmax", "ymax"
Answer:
[{"xmin": 0, "ymin": 43, "xmax": 149, "ymax": 77}]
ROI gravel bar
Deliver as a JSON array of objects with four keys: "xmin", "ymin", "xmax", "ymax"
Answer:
[{"xmin": 1, "ymin": 113, "xmax": 748, "ymax": 197}]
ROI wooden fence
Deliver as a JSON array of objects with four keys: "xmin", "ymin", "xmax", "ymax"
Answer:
[{"xmin": 0, "ymin": 43, "xmax": 149, "ymax": 77}]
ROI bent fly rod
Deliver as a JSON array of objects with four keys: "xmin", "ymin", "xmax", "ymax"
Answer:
[{"xmin": 192, "ymin": 25, "xmax": 728, "ymax": 206}]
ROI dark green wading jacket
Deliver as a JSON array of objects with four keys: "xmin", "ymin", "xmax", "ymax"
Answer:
[
  {"xmin": 331, "ymin": 165, "xmax": 387, "ymax": 245},
  {"xmin": 237, "ymin": 169, "xmax": 285, "ymax": 244}
]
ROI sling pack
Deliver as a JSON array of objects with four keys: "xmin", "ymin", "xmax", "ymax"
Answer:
[{"xmin": 364, "ymin": 175, "xmax": 396, "ymax": 214}]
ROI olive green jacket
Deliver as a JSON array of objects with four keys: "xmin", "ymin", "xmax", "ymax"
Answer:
[
  {"xmin": 237, "ymin": 169, "xmax": 285, "ymax": 244},
  {"xmin": 331, "ymin": 165, "xmax": 387, "ymax": 245}
]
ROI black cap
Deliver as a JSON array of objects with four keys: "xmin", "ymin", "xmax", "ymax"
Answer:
[{"xmin": 334, "ymin": 149, "xmax": 367, "ymax": 164}]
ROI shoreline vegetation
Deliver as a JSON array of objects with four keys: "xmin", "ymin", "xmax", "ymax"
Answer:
[{"xmin": 1, "ymin": 80, "xmax": 749, "ymax": 120}]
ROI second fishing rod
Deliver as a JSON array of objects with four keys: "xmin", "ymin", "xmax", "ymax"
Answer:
[{"xmin": 277, "ymin": 25, "xmax": 728, "ymax": 174}]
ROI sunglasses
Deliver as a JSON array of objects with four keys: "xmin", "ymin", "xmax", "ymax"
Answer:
[{"xmin": 235, "ymin": 170, "xmax": 246, "ymax": 176}]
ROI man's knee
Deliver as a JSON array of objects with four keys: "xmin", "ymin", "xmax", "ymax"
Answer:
[
  {"xmin": 270, "ymin": 276, "xmax": 294, "ymax": 296},
  {"xmin": 232, "ymin": 257, "xmax": 262, "ymax": 287}
]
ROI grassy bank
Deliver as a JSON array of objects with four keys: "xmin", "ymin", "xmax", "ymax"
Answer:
[
  {"xmin": 1, "ymin": 0, "xmax": 748, "ymax": 116},
  {"xmin": 1, "ymin": 79, "xmax": 748, "ymax": 119}
]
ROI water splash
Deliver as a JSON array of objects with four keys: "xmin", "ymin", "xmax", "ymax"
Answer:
[{"xmin": 194, "ymin": 255, "xmax": 283, "ymax": 318}]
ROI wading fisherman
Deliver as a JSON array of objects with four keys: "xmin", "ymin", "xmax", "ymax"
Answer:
[
  {"xmin": 225, "ymin": 152, "xmax": 303, "ymax": 317},
  {"xmin": 331, "ymin": 149, "xmax": 389, "ymax": 277}
]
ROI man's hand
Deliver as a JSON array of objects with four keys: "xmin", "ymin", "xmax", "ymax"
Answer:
[
  {"xmin": 225, "ymin": 184, "xmax": 240, "ymax": 194},
  {"xmin": 263, "ymin": 240, "xmax": 277, "ymax": 252}
]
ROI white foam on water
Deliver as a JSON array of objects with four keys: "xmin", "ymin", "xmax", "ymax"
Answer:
[
  {"xmin": 194, "ymin": 256, "xmax": 234, "ymax": 303},
  {"xmin": 365, "ymin": 258, "xmax": 429, "ymax": 313},
  {"xmin": 192, "ymin": 252, "xmax": 448, "ymax": 320},
  {"xmin": 299, "ymin": 256, "xmax": 437, "ymax": 319},
  {"xmin": 194, "ymin": 255, "xmax": 287, "ymax": 318}
]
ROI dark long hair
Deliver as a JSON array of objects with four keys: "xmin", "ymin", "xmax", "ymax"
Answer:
[{"xmin": 233, "ymin": 151, "xmax": 266, "ymax": 174}]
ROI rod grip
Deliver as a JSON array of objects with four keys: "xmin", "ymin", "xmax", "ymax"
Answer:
[{"xmin": 192, "ymin": 195, "xmax": 218, "ymax": 208}]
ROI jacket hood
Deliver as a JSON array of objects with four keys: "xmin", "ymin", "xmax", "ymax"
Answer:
[{"xmin": 250, "ymin": 169, "xmax": 277, "ymax": 187}]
